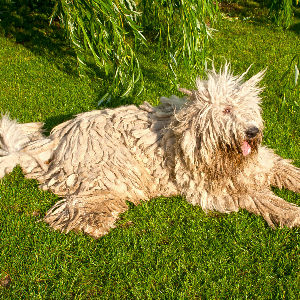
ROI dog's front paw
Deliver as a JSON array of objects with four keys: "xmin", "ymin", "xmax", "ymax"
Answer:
[{"xmin": 239, "ymin": 190, "xmax": 300, "ymax": 229}]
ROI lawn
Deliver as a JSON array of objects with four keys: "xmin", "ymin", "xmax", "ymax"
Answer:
[{"xmin": 1, "ymin": 0, "xmax": 300, "ymax": 299}]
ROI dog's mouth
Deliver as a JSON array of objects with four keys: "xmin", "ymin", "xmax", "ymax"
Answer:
[
  {"xmin": 241, "ymin": 135, "xmax": 262, "ymax": 156},
  {"xmin": 241, "ymin": 141, "xmax": 252, "ymax": 156}
]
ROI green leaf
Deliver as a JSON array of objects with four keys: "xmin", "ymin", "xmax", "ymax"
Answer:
[{"xmin": 295, "ymin": 65, "xmax": 299, "ymax": 86}]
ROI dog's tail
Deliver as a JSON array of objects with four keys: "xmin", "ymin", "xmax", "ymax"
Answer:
[{"xmin": 0, "ymin": 113, "xmax": 45, "ymax": 179}]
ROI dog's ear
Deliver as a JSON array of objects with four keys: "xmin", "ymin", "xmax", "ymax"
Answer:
[{"xmin": 239, "ymin": 68, "xmax": 267, "ymax": 101}]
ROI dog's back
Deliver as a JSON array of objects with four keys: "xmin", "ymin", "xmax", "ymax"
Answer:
[{"xmin": 0, "ymin": 97, "xmax": 187, "ymax": 200}]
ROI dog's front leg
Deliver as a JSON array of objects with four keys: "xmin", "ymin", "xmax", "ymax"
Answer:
[
  {"xmin": 269, "ymin": 157, "xmax": 300, "ymax": 194},
  {"xmin": 186, "ymin": 190, "xmax": 240, "ymax": 214},
  {"xmin": 258, "ymin": 146, "xmax": 300, "ymax": 193},
  {"xmin": 194, "ymin": 188, "xmax": 300, "ymax": 229},
  {"xmin": 238, "ymin": 189, "xmax": 300, "ymax": 229}
]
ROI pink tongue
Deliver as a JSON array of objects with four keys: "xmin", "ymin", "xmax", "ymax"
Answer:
[{"xmin": 241, "ymin": 141, "xmax": 251, "ymax": 156}]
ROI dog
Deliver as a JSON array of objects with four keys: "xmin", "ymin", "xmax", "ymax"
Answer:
[{"xmin": 1, "ymin": 63, "xmax": 300, "ymax": 238}]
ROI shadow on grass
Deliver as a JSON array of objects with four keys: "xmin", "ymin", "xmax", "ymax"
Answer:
[
  {"xmin": 0, "ymin": 0, "xmax": 140, "ymax": 109},
  {"xmin": 40, "ymin": 90, "xmax": 147, "ymax": 134},
  {"xmin": 289, "ymin": 9, "xmax": 300, "ymax": 35},
  {"xmin": 0, "ymin": 0, "xmax": 81, "ymax": 77},
  {"xmin": 216, "ymin": 0, "xmax": 300, "ymax": 32},
  {"xmin": 41, "ymin": 113, "xmax": 75, "ymax": 136},
  {"xmin": 0, "ymin": 0, "xmax": 177, "ymax": 112}
]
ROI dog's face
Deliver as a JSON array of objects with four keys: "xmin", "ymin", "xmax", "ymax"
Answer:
[
  {"xmin": 175, "ymin": 63, "xmax": 266, "ymax": 165},
  {"xmin": 216, "ymin": 98, "xmax": 263, "ymax": 157}
]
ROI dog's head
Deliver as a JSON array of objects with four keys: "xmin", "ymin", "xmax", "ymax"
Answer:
[{"xmin": 174, "ymin": 62, "xmax": 267, "ymax": 166}]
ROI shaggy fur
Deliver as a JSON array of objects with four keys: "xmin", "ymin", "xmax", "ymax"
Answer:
[{"xmin": 2, "ymin": 63, "xmax": 300, "ymax": 238}]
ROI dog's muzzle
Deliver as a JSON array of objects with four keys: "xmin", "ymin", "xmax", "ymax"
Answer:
[{"xmin": 241, "ymin": 126, "xmax": 260, "ymax": 156}]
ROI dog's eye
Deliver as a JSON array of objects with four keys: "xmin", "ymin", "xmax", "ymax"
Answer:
[{"xmin": 223, "ymin": 107, "xmax": 231, "ymax": 114}]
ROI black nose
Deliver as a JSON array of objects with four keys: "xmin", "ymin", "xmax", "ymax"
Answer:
[{"xmin": 245, "ymin": 127, "xmax": 259, "ymax": 139}]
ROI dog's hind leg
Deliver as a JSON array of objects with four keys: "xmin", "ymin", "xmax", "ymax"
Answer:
[
  {"xmin": 238, "ymin": 189, "xmax": 300, "ymax": 229},
  {"xmin": 42, "ymin": 194, "xmax": 129, "ymax": 238}
]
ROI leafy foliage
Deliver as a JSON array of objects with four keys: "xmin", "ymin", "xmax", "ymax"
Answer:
[
  {"xmin": 50, "ymin": 0, "xmax": 220, "ymax": 105},
  {"xmin": 268, "ymin": 0, "xmax": 294, "ymax": 28},
  {"xmin": 280, "ymin": 54, "xmax": 300, "ymax": 108}
]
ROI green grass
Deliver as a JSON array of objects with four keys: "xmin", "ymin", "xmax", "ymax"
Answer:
[{"xmin": 1, "ymin": 0, "xmax": 300, "ymax": 299}]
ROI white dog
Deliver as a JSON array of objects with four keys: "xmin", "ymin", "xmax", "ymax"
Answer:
[{"xmin": 1, "ymin": 63, "xmax": 300, "ymax": 238}]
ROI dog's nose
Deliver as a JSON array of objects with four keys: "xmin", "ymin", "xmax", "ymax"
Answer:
[{"xmin": 245, "ymin": 127, "xmax": 259, "ymax": 139}]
